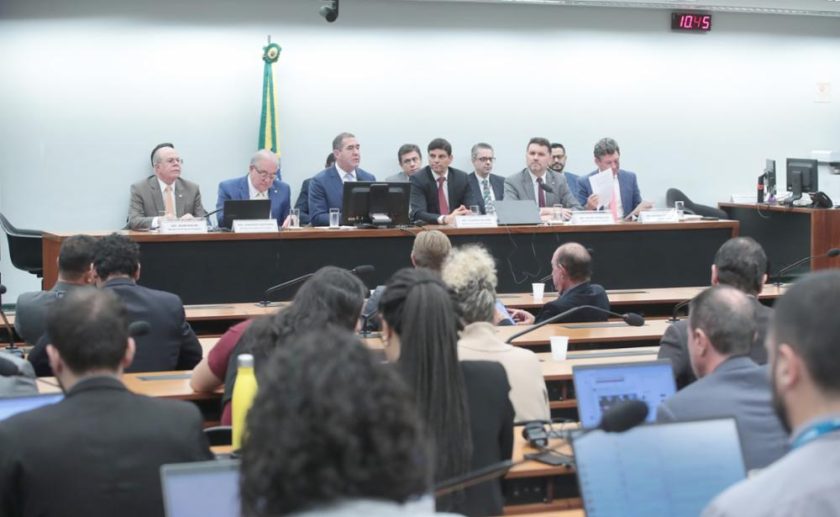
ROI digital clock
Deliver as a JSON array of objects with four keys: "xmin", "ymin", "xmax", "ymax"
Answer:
[{"xmin": 671, "ymin": 12, "xmax": 712, "ymax": 32}]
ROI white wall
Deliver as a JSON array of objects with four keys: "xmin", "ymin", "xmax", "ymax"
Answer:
[{"xmin": 1, "ymin": 0, "xmax": 838, "ymax": 299}]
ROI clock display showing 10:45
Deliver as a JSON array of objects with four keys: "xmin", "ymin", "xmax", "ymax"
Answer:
[{"xmin": 671, "ymin": 12, "xmax": 712, "ymax": 32}]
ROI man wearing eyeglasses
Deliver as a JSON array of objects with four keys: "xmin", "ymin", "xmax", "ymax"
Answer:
[
  {"xmin": 215, "ymin": 149, "xmax": 291, "ymax": 229},
  {"xmin": 127, "ymin": 143, "xmax": 208, "ymax": 230},
  {"xmin": 467, "ymin": 143, "xmax": 505, "ymax": 215}
]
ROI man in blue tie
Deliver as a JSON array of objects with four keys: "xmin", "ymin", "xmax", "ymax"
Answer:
[
  {"xmin": 308, "ymin": 132, "xmax": 376, "ymax": 226},
  {"xmin": 215, "ymin": 149, "xmax": 291, "ymax": 228}
]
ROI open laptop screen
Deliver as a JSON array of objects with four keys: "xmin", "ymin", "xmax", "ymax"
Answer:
[
  {"xmin": 573, "ymin": 360, "xmax": 676, "ymax": 429},
  {"xmin": 0, "ymin": 393, "xmax": 63, "ymax": 421},
  {"xmin": 573, "ymin": 418, "xmax": 746, "ymax": 517},
  {"xmin": 161, "ymin": 459, "xmax": 239, "ymax": 517}
]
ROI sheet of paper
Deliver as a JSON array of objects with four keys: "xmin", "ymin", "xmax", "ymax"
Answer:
[{"xmin": 588, "ymin": 169, "xmax": 614, "ymax": 209}]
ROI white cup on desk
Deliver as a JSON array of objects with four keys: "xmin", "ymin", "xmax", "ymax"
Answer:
[
  {"xmin": 532, "ymin": 282, "xmax": 545, "ymax": 301},
  {"xmin": 329, "ymin": 208, "xmax": 340, "ymax": 229}
]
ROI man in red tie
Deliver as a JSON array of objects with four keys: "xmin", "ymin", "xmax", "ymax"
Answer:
[
  {"xmin": 503, "ymin": 137, "xmax": 581, "ymax": 219},
  {"xmin": 409, "ymin": 138, "xmax": 478, "ymax": 225}
]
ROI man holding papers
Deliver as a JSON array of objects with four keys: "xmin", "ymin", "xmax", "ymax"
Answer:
[{"xmin": 577, "ymin": 137, "xmax": 652, "ymax": 220}]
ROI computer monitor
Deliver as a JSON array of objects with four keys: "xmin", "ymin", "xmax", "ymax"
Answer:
[
  {"xmin": 0, "ymin": 393, "xmax": 63, "ymax": 421},
  {"xmin": 764, "ymin": 159, "xmax": 776, "ymax": 197},
  {"xmin": 221, "ymin": 199, "xmax": 272, "ymax": 228},
  {"xmin": 573, "ymin": 418, "xmax": 746, "ymax": 517},
  {"xmin": 572, "ymin": 360, "xmax": 676, "ymax": 429},
  {"xmin": 786, "ymin": 158, "xmax": 819, "ymax": 201},
  {"xmin": 341, "ymin": 182, "xmax": 411, "ymax": 227},
  {"xmin": 161, "ymin": 459, "xmax": 239, "ymax": 517}
]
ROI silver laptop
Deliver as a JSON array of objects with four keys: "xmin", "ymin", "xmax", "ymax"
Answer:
[
  {"xmin": 573, "ymin": 418, "xmax": 746, "ymax": 517},
  {"xmin": 493, "ymin": 200, "xmax": 541, "ymax": 225},
  {"xmin": 161, "ymin": 459, "xmax": 239, "ymax": 517}
]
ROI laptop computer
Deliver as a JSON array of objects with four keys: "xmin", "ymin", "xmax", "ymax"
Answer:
[
  {"xmin": 161, "ymin": 459, "xmax": 240, "ymax": 517},
  {"xmin": 0, "ymin": 393, "xmax": 64, "ymax": 421},
  {"xmin": 221, "ymin": 199, "xmax": 272, "ymax": 228},
  {"xmin": 573, "ymin": 360, "xmax": 676, "ymax": 429},
  {"xmin": 573, "ymin": 418, "xmax": 746, "ymax": 517},
  {"xmin": 493, "ymin": 200, "xmax": 541, "ymax": 225}
]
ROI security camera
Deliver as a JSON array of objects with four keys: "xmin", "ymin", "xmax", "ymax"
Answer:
[{"xmin": 320, "ymin": 0, "xmax": 339, "ymax": 23}]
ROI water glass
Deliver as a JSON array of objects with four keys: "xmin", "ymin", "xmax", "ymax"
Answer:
[{"xmin": 329, "ymin": 208, "xmax": 340, "ymax": 228}]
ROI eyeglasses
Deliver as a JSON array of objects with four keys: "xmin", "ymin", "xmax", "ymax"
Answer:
[
  {"xmin": 476, "ymin": 157, "xmax": 496, "ymax": 163},
  {"xmin": 164, "ymin": 157, "xmax": 184, "ymax": 165},
  {"xmin": 253, "ymin": 167, "xmax": 277, "ymax": 180}
]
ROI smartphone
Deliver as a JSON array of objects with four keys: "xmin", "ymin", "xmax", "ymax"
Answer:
[{"xmin": 495, "ymin": 300, "xmax": 514, "ymax": 326}]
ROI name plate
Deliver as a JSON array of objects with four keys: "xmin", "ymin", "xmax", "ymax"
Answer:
[
  {"xmin": 569, "ymin": 211, "xmax": 615, "ymax": 226},
  {"xmin": 638, "ymin": 210, "xmax": 679, "ymax": 224},
  {"xmin": 232, "ymin": 219, "xmax": 278, "ymax": 233},
  {"xmin": 454, "ymin": 215, "xmax": 498, "ymax": 228},
  {"xmin": 159, "ymin": 219, "xmax": 208, "ymax": 234}
]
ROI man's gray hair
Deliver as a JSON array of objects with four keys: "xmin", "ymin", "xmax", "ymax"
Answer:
[
  {"xmin": 250, "ymin": 149, "xmax": 280, "ymax": 169},
  {"xmin": 470, "ymin": 143, "xmax": 494, "ymax": 160},
  {"xmin": 593, "ymin": 137, "xmax": 620, "ymax": 159}
]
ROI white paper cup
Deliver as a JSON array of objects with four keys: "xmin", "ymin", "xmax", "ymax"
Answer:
[
  {"xmin": 550, "ymin": 336, "xmax": 569, "ymax": 361},
  {"xmin": 532, "ymin": 282, "xmax": 545, "ymax": 300}
]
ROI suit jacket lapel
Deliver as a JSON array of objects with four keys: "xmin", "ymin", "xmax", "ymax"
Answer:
[
  {"xmin": 238, "ymin": 176, "xmax": 250, "ymax": 200},
  {"xmin": 148, "ymin": 177, "xmax": 165, "ymax": 216},
  {"xmin": 520, "ymin": 170, "xmax": 535, "ymax": 201},
  {"xmin": 491, "ymin": 175, "xmax": 504, "ymax": 200},
  {"xmin": 174, "ymin": 178, "xmax": 185, "ymax": 217}
]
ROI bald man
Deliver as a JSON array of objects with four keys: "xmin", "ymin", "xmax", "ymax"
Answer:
[{"xmin": 535, "ymin": 242, "xmax": 610, "ymax": 324}]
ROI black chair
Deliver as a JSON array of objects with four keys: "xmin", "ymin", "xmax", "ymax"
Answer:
[
  {"xmin": 203, "ymin": 425, "xmax": 232, "ymax": 446},
  {"xmin": 665, "ymin": 188, "xmax": 728, "ymax": 219},
  {"xmin": 0, "ymin": 212, "xmax": 43, "ymax": 278}
]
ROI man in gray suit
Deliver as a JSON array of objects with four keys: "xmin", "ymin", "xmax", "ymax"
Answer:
[
  {"xmin": 659, "ymin": 237, "xmax": 772, "ymax": 388},
  {"xmin": 127, "ymin": 143, "xmax": 206, "ymax": 230},
  {"xmin": 503, "ymin": 137, "xmax": 580, "ymax": 220},
  {"xmin": 15, "ymin": 235, "xmax": 96, "ymax": 345},
  {"xmin": 385, "ymin": 144, "xmax": 422, "ymax": 183},
  {"xmin": 656, "ymin": 285, "xmax": 789, "ymax": 471}
]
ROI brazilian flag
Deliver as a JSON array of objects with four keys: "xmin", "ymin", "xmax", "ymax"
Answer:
[{"xmin": 259, "ymin": 42, "xmax": 282, "ymax": 155}]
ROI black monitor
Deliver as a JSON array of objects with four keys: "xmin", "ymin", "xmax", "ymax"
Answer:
[
  {"xmin": 765, "ymin": 159, "xmax": 776, "ymax": 197},
  {"xmin": 787, "ymin": 158, "xmax": 819, "ymax": 201},
  {"xmin": 341, "ymin": 182, "xmax": 411, "ymax": 227},
  {"xmin": 221, "ymin": 199, "xmax": 272, "ymax": 228}
]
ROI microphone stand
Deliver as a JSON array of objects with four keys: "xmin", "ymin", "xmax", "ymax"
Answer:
[
  {"xmin": 257, "ymin": 273, "xmax": 316, "ymax": 307},
  {"xmin": 505, "ymin": 305, "xmax": 645, "ymax": 344}
]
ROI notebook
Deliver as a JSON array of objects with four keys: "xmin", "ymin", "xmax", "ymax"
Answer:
[
  {"xmin": 161, "ymin": 459, "xmax": 240, "ymax": 517},
  {"xmin": 573, "ymin": 360, "xmax": 676, "ymax": 429},
  {"xmin": 0, "ymin": 393, "xmax": 63, "ymax": 421},
  {"xmin": 573, "ymin": 418, "xmax": 746, "ymax": 517}
]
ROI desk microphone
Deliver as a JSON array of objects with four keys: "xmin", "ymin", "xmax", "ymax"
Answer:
[
  {"xmin": 128, "ymin": 320, "xmax": 151, "ymax": 338},
  {"xmin": 670, "ymin": 299, "xmax": 692, "ymax": 322},
  {"xmin": 259, "ymin": 264, "xmax": 376, "ymax": 306},
  {"xmin": 772, "ymin": 248, "xmax": 840, "ymax": 286},
  {"xmin": 434, "ymin": 399, "xmax": 648, "ymax": 497},
  {"xmin": 504, "ymin": 305, "xmax": 645, "ymax": 344},
  {"xmin": 538, "ymin": 182, "xmax": 555, "ymax": 194}
]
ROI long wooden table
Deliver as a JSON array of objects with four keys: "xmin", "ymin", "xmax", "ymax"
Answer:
[{"xmin": 41, "ymin": 220, "xmax": 738, "ymax": 304}]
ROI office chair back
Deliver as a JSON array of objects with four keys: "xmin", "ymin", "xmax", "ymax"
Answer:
[
  {"xmin": 0, "ymin": 212, "xmax": 44, "ymax": 278},
  {"xmin": 665, "ymin": 188, "xmax": 728, "ymax": 219}
]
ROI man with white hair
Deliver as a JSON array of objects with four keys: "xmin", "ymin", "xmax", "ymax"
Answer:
[{"xmin": 215, "ymin": 149, "xmax": 291, "ymax": 228}]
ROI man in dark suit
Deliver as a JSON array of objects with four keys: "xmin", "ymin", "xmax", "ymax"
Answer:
[
  {"xmin": 215, "ymin": 149, "xmax": 291, "ymax": 228},
  {"xmin": 294, "ymin": 154, "xmax": 335, "ymax": 226},
  {"xmin": 576, "ymin": 137, "xmax": 653, "ymax": 219},
  {"xmin": 15, "ymin": 234, "xmax": 96, "ymax": 345},
  {"xmin": 550, "ymin": 142, "xmax": 581, "ymax": 201},
  {"xmin": 535, "ymin": 242, "xmax": 610, "ymax": 324},
  {"xmin": 467, "ymin": 142, "xmax": 505, "ymax": 215},
  {"xmin": 27, "ymin": 234, "xmax": 203, "ymax": 376},
  {"xmin": 127, "ymin": 143, "xmax": 207, "ymax": 230},
  {"xmin": 656, "ymin": 286, "xmax": 789, "ymax": 471},
  {"xmin": 308, "ymin": 132, "xmax": 376, "ymax": 226},
  {"xmin": 659, "ymin": 237, "xmax": 772, "ymax": 389},
  {"xmin": 0, "ymin": 289, "xmax": 212, "ymax": 517},
  {"xmin": 504, "ymin": 137, "xmax": 581, "ymax": 220},
  {"xmin": 409, "ymin": 138, "xmax": 479, "ymax": 224}
]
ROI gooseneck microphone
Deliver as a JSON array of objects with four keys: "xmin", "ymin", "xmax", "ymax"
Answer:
[
  {"xmin": 670, "ymin": 299, "xmax": 692, "ymax": 322},
  {"xmin": 772, "ymin": 248, "xmax": 840, "ymax": 285},
  {"xmin": 259, "ymin": 265, "xmax": 376, "ymax": 306},
  {"xmin": 128, "ymin": 321, "xmax": 151, "ymax": 338},
  {"xmin": 434, "ymin": 399, "xmax": 648, "ymax": 497},
  {"xmin": 538, "ymin": 181, "xmax": 555, "ymax": 194},
  {"xmin": 505, "ymin": 305, "xmax": 645, "ymax": 344}
]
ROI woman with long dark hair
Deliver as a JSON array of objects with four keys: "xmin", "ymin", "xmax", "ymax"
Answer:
[{"xmin": 378, "ymin": 268, "xmax": 514, "ymax": 516}]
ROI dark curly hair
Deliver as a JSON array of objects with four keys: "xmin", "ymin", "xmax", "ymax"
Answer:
[
  {"xmin": 377, "ymin": 268, "xmax": 471, "ymax": 510},
  {"xmin": 93, "ymin": 233, "xmax": 140, "ymax": 279},
  {"xmin": 239, "ymin": 327, "xmax": 431, "ymax": 516}
]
